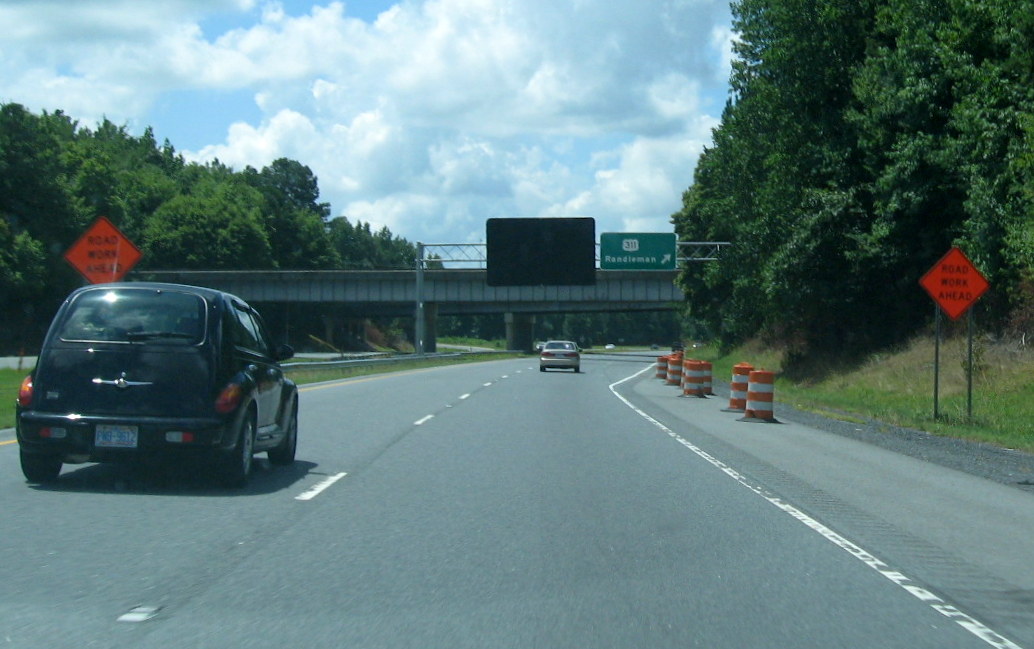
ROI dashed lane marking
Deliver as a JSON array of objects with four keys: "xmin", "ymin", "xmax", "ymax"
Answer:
[{"xmin": 295, "ymin": 472, "xmax": 348, "ymax": 501}]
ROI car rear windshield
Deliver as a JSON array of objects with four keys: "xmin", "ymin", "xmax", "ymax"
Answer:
[
  {"xmin": 57, "ymin": 288, "xmax": 207, "ymax": 344},
  {"xmin": 545, "ymin": 342, "xmax": 576, "ymax": 351}
]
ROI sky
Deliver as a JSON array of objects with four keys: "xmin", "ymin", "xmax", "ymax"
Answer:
[{"xmin": 0, "ymin": 0, "xmax": 735, "ymax": 247}]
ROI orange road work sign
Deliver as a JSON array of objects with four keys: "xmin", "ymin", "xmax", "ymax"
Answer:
[
  {"xmin": 63, "ymin": 216, "xmax": 142, "ymax": 284},
  {"xmin": 919, "ymin": 247, "xmax": 989, "ymax": 320}
]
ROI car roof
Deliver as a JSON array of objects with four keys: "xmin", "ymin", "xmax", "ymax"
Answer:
[{"xmin": 67, "ymin": 281, "xmax": 238, "ymax": 305}]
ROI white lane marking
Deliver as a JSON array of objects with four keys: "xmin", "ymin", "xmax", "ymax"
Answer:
[
  {"xmin": 414, "ymin": 414, "xmax": 434, "ymax": 426},
  {"xmin": 117, "ymin": 606, "xmax": 162, "ymax": 623},
  {"xmin": 459, "ymin": 393, "xmax": 471, "ymax": 400},
  {"xmin": 483, "ymin": 382, "xmax": 492, "ymax": 387},
  {"xmin": 295, "ymin": 472, "xmax": 348, "ymax": 501},
  {"xmin": 609, "ymin": 367, "xmax": 1021, "ymax": 649}
]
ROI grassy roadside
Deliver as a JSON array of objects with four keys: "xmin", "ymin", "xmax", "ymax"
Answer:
[
  {"xmin": 690, "ymin": 336, "xmax": 1034, "ymax": 453},
  {"xmin": 438, "ymin": 337, "xmax": 507, "ymax": 349},
  {"xmin": 0, "ymin": 352, "xmax": 521, "ymax": 431},
  {"xmin": 284, "ymin": 351, "xmax": 520, "ymax": 386}
]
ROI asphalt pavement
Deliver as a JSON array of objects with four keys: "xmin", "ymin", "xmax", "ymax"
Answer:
[{"xmin": 3, "ymin": 354, "xmax": 1033, "ymax": 647}]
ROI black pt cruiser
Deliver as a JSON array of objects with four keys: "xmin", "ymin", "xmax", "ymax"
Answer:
[{"xmin": 16, "ymin": 282, "xmax": 298, "ymax": 487}]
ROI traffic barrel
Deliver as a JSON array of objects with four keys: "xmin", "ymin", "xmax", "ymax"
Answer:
[
  {"xmin": 656, "ymin": 355, "xmax": 669, "ymax": 379},
  {"xmin": 665, "ymin": 352, "xmax": 684, "ymax": 386},
  {"xmin": 722, "ymin": 363, "xmax": 753, "ymax": 412},
  {"xmin": 700, "ymin": 360, "xmax": 713, "ymax": 396},
  {"xmin": 740, "ymin": 370, "xmax": 779, "ymax": 423},
  {"xmin": 680, "ymin": 358, "xmax": 697, "ymax": 392},
  {"xmin": 682, "ymin": 359, "xmax": 706, "ymax": 397}
]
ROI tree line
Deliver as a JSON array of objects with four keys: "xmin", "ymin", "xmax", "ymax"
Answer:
[
  {"xmin": 0, "ymin": 102, "xmax": 418, "ymax": 352},
  {"xmin": 673, "ymin": 0, "xmax": 1034, "ymax": 370}
]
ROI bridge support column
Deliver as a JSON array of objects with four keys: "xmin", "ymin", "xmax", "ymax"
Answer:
[
  {"xmin": 505, "ymin": 313, "xmax": 536, "ymax": 353},
  {"xmin": 421, "ymin": 303, "xmax": 438, "ymax": 353}
]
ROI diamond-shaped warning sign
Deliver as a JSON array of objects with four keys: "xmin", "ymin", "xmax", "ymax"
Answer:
[
  {"xmin": 64, "ymin": 216, "xmax": 142, "ymax": 284},
  {"xmin": 919, "ymin": 247, "xmax": 989, "ymax": 320}
]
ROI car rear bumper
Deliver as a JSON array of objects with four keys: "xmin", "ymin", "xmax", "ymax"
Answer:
[
  {"xmin": 17, "ymin": 411, "xmax": 233, "ymax": 463},
  {"xmin": 540, "ymin": 358, "xmax": 580, "ymax": 369}
]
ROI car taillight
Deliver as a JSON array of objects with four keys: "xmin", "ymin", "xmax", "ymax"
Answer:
[
  {"xmin": 542, "ymin": 352, "xmax": 554, "ymax": 358},
  {"xmin": 214, "ymin": 383, "xmax": 243, "ymax": 414},
  {"xmin": 18, "ymin": 376, "xmax": 33, "ymax": 407},
  {"xmin": 166, "ymin": 431, "xmax": 196, "ymax": 443}
]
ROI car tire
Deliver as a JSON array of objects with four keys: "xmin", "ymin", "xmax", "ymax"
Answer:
[
  {"xmin": 540, "ymin": 366, "xmax": 546, "ymax": 372},
  {"xmin": 574, "ymin": 366, "xmax": 580, "ymax": 373},
  {"xmin": 268, "ymin": 404, "xmax": 297, "ymax": 466},
  {"xmin": 221, "ymin": 414, "xmax": 255, "ymax": 488},
  {"xmin": 20, "ymin": 450, "xmax": 62, "ymax": 484}
]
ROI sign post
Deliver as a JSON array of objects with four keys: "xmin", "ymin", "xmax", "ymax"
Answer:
[
  {"xmin": 599, "ymin": 233, "xmax": 676, "ymax": 270},
  {"xmin": 63, "ymin": 216, "xmax": 142, "ymax": 284},
  {"xmin": 918, "ymin": 247, "xmax": 989, "ymax": 419}
]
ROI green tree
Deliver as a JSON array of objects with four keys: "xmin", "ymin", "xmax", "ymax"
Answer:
[
  {"xmin": 244, "ymin": 158, "xmax": 340, "ymax": 269},
  {"xmin": 675, "ymin": 0, "xmax": 878, "ymax": 362},
  {"xmin": 140, "ymin": 166, "xmax": 273, "ymax": 269},
  {"xmin": 0, "ymin": 104, "xmax": 87, "ymax": 350},
  {"xmin": 328, "ymin": 217, "xmax": 416, "ymax": 269}
]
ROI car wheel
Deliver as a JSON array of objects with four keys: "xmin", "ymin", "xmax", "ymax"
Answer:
[
  {"xmin": 221, "ymin": 414, "xmax": 255, "ymax": 488},
  {"xmin": 574, "ymin": 366, "xmax": 580, "ymax": 373},
  {"xmin": 268, "ymin": 404, "xmax": 297, "ymax": 466},
  {"xmin": 20, "ymin": 450, "xmax": 62, "ymax": 484},
  {"xmin": 539, "ymin": 366, "xmax": 546, "ymax": 372}
]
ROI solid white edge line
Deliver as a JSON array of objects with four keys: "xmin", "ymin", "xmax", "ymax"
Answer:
[
  {"xmin": 609, "ymin": 366, "xmax": 1022, "ymax": 649},
  {"xmin": 295, "ymin": 472, "xmax": 348, "ymax": 501}
]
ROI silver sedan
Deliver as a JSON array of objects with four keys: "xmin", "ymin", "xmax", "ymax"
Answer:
[{"xmin": 539, "ymin": 340, "xmax": 580, "ymax": 372}]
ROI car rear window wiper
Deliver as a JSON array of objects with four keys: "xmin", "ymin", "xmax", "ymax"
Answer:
[{"xmin": 125, "ymin": 331, "xmax": 196, "ymax": 341}]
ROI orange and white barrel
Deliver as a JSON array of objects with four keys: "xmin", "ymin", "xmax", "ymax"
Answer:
[
  {"xmin": 699, "ymin": 360, "xmax": 713, "ymax": 395},
  {"xmin": 666, "ymin": 352, "xmax": 683, "ymax": 385},
  {"xmin": 723, "ymin": 363, "xmax": 753, "ymax": 412},
  {"xmin": 742, "ymin": 370, "xmax": 777, "ymax": 422},
  {"xmin": 656, "ymin": 356, "xmax": 669, "ymax": 379},
  {"xmin": 682, "ymin": 360, "xmax": 704, "ymax": 397}
]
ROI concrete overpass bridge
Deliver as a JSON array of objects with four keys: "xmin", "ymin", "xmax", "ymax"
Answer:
[{"xmin": 132, "ymin": 269, "xmax": 684, "ymax": 352}]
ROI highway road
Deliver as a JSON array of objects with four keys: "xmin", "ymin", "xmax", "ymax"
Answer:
[{"xmin": 2, "ymin": 354, "xmax": 1032, "ymax": 648}]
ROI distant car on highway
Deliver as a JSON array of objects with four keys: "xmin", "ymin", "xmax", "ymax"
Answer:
[
  {"xmin": 16, "ymin": 282, "xmax": 298, "ymax": 487},
  {"xmin": 539, "ymin": 340, "xmax": 580, "ymax": 372}
]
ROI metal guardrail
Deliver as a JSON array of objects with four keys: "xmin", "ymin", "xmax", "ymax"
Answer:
[{"xmin": 282, "ymin": 350, "xmax": 512, "ymax": 371}]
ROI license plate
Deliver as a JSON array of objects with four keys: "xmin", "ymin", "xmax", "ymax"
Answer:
[{"xmin": 95, "ymin": 424, "xmax": 138, "ymax": 448}]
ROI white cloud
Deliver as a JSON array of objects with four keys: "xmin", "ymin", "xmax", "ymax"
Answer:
[{"xmin": 0, "ymin": 0, "xmax": 733, "ymax": 244}]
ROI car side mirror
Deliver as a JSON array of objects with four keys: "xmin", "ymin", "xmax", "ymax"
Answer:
[{"xmin": 276, "ymin": 344, "xmax": 294, "ymax": 361}]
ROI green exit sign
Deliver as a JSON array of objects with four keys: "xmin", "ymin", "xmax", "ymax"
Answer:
[{"xmin": 599, "ymin": 233, "xmax": 676, "ymax": 270}]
